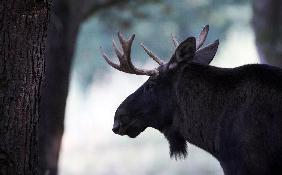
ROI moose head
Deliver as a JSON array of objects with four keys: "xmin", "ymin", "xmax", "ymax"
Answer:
[{"xmin": 100, "ymin": 25, "xmax": 219, "ymax": 158}]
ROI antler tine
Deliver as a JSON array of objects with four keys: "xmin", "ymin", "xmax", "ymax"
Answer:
[
  {"xmin": 196, "ymin": 25, "xmax": 209, "ymax": 50},
  {"xmin": 171, "ymin": 33, "xmax": 179, "ymax": 47},
  {"xmin": 140, "ymin": 43, "xmax": 164, "ymax": 65},
  {"xmin": 100, "ymin": 46, "xmax": 121, "ymax": 70},
  {"xmin": 112, "ymin": 39, "xmax": 123, "ymax": 59},
  {"xmin": 117, "ymin": 32, "xmax": 135, "ymax": 53},
  {"xmin": 101, "ymin": 32, "xmax": 159, "ymax": 76},
  {"xmin": 116, "ymin": 32, "xmax": 135, "ymax": 65},
  {"xmin": 117, "ymin": 32, "xmax": 126, "ymax": 44}
]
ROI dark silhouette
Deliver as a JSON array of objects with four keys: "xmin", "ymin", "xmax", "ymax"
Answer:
[
  {"xmin": 102, "ymin": 26, "xmax": 282, "ymax": 175},
  {"xmin": 0, "ymin": 0, "xmax": 50, "ymax": 174}
]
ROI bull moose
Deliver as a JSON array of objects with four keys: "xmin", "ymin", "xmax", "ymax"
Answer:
[{"xmin": 100, "ymin": 25, "xmax": 282, "ymax": 175}]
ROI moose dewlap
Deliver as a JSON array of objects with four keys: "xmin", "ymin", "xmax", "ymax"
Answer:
[{"xmin": 100, "ymin": 25, "xmax": 282, "ymax": 175}]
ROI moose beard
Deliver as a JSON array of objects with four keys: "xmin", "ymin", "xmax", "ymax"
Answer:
[{"xmin": 164, "ymin": 128, "xmax": 188, "ymax": 160}]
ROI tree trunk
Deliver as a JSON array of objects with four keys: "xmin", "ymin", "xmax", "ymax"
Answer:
[
  {"xmin": 38, "ymin": 0, "xmax": 81, "ymax": 174},
  {"xmin": 252, "ymin": 0, "xmax": 282, "ymax": 67},
  {"xmin": 0, "ymin": 1, "xmax": 50, "ymax": 174}
]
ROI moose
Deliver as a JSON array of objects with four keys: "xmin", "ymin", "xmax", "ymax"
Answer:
[{"xmin": 100, "ymin": 25, "xmax": 282, "ymax": 175}]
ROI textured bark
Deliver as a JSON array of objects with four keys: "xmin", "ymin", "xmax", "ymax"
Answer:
[
  {"xmin": 252, "ymin": 0, "xmax": 282, "ymax": 67},
  {"xmin": 0, "ymin": 1, "xmax": 50, "ymax": 174}
]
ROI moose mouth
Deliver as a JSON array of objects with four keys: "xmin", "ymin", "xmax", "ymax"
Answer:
[{"xmin": 116, "ymin": 119, "xmax": 146, "ymax": 138}]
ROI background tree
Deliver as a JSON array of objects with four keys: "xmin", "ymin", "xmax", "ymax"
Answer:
[
  {"xmin": 252, "ymin": 0, "xmax": 282, "ymax": 67},
  {"xmin": 0, "ymin": 0, "xmax": 50, "ymax": 174}
]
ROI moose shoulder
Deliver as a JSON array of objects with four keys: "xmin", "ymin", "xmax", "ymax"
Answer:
[{"xmin": 100, "ymin": 25, "xmax": 282, "ymax": 175}]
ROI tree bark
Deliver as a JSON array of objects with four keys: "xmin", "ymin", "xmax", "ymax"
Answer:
[
  {"xmin": 0, "ymin": 1, "xmax": 50, "ymax": 174},
  {"xmin": 252, "ymin": 0, "xmax": 282, "ymax": 67}
]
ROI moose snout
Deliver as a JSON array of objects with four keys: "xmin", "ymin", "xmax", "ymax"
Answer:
[
  {"xmin": 112, "ymin": 121, "xmax": 121, "ymax": 134},
  {"xmin": 113, "ymin": 108, "xmax": 128, "ymax": 134}
]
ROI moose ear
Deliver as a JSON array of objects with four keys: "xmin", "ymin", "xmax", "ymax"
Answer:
[
  {"xmin": 193, "ymin": 39, "xmax": 219, "ymax": 65},
  {"xmin": 175, "ymin": 37, "xmax": 196, "ymax": 63},
  {"xmin": 168, "ymin": 37, "xmax": 196, "ymax": 70}
]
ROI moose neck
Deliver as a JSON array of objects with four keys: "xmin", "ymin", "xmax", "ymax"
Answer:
[{"xmin": 172, "ymin": 63, "xmax": 231, "ymax": 157}]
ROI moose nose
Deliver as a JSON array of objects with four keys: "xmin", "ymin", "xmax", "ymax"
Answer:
[{"xmin": 112, "ymin": 122, "xmax": 120, "ymax": 134}]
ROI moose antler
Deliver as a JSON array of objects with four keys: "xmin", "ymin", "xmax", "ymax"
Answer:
[
  {"xmin": 101, "ymin": 26, "xmax": 210, "ymax": 75},
  {"xmin": 170, "ymin": 25, "xmax": 209, "ymax": 50},
  {"xmin": 171, "ymin": 33, "xmax": 179, "ymax": 47},
  {"xmin": 196, "ymin": 25, "xmax": 209, "ymax": 50},
  {"xmin": 140, "ymin": 43, "xmax": 164, "ymax": 65},
  {"xmin": 100, "ymin": 32, "xmax": 163, "ymax": 76}
]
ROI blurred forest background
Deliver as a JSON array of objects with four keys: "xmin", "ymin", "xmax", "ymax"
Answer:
[{"xmin": 38, "ymin": 0, "xmax": 282, "ymax": 174}]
